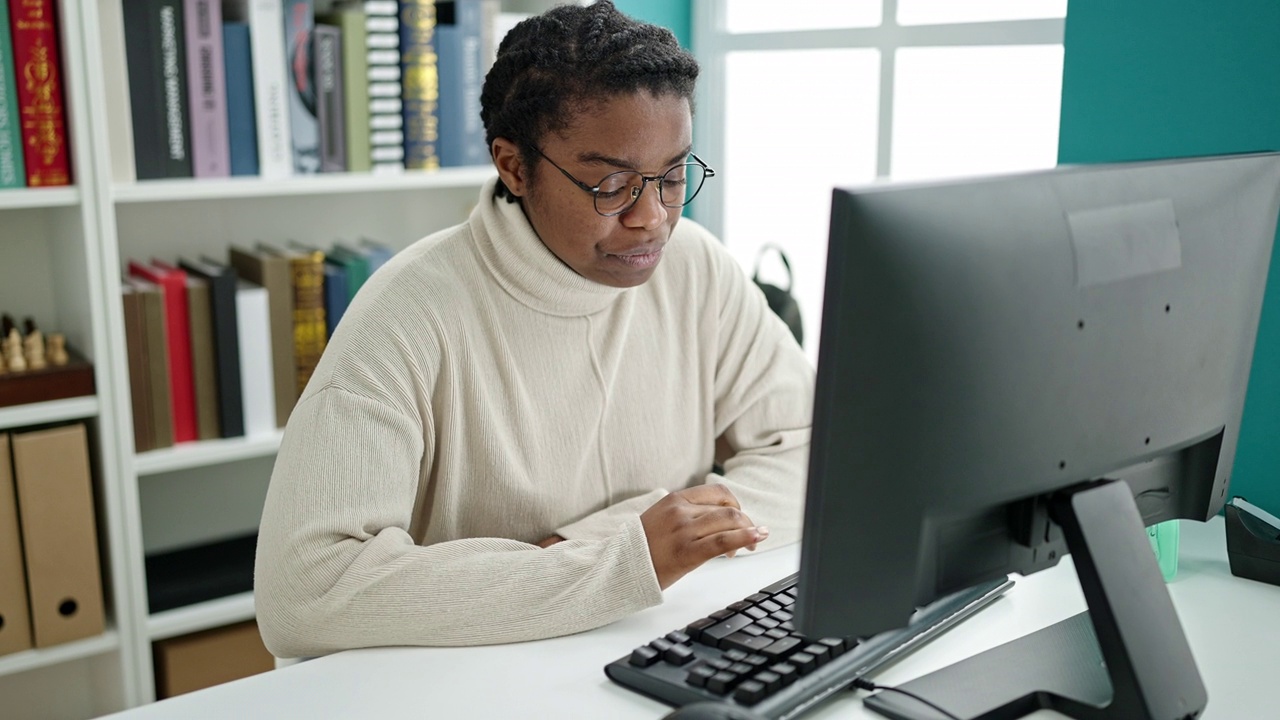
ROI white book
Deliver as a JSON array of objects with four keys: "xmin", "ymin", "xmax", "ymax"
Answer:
[
  {"xmin": 371, "ymin": 145, "xmax": 405, "ymax": 162},
  {"xmin": 236, "ymin": 281, "xmax": 277, "ymax": 438},
  {"xmin": 228, "ymin": 0, "xmax": 294, "ymax": 178},
  {"xmin": 370, "ymin": 130, "xmax": 404, "ymax": 146},
  {"xmin": 368, "ymin": 65, "xmax": 402, "ymax": 82},
  {"xmin": 369, "ymin": 114, "xmax": 403, "ymax": 130},
  {"xmin": 101, "ymin": 0, "xmax": 136, "ymax": 182},
  {"xmin": 367, "ymin": 49, "xmax": 400, "ymax": 65},
  {"xmin": 366, "ymin": 32, "xmax": 400, "ymax": 50},
  {"xmin": 371, "ymin": 162, "xmax": 405, "ymax": 175},
  {"xmin": 369, "ymin": 82, "xmax": 402, "ymax": 98},
  {"xmin": 365, "ymin": 15, "xmax": 398, "ymax": 32},
  {"xmin": 363, "ymin": 0, "xmax": 397, "ymax": 16},
  {"xmin": 369, "ymin": 98, "xmax": 402, "ymax": 114}
]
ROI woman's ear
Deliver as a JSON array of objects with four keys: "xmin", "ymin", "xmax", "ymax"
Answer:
[{"xmin": 492, "ymin": 138, "xmax": 527, "ymax": 197}]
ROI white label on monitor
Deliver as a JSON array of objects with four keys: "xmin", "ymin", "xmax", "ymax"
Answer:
[{"xmin": 1067, "ymin": 198, "xmax": 1182, "ymax": 287}]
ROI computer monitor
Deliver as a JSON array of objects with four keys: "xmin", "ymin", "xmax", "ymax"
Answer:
[{"xmin": 795, "ymin": 152, "xmax": 1280, "ymax": 720}]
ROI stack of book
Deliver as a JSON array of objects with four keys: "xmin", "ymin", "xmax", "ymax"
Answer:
[
  {"xmin": 117, "ymin": 0, "xmax": 520, "ymax": 182},
  {"xmin": 120, "ymin": 239, "xmax": 394, "ymax": 452}
]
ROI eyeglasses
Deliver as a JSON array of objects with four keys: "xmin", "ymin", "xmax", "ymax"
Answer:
[{"xmin": 534, "ymin": 148, "xmax": 716, "ymax": 217}]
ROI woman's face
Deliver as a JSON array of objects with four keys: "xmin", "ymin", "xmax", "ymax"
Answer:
[{"xmin": 500, "ymin": 90, "xmax": 694, "ymax": 289}]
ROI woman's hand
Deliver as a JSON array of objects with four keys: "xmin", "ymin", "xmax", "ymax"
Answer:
[{"xmin": 639, "ymin": 484, "xmax": 769, "ymax": 589}]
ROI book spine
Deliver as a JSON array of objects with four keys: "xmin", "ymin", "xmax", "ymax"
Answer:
[
  {"xmin": 436, "ymin": 0, "xmax": 485, "ymax": 168},
  {"xmin": 245, "ymin": 0, "xmax": 293, "ymax": 178},
  {"xmin": 185, "ymin": 278, "xmax": 221, "ymax": 440},
  {"xmin": 322, "ymin": 261, "xmax": 347, "ymax": 337},
  {"xmin": 221, "ymin": 22, "xmax": 258, "ymax": 176},
  {"xmin": 289, "ymin": 251, "xmax": 327, "ymax": 397},
  {"xmin": 313, "ymin": 24, "xmax": 345, "ymax": 172},
  {"xmin": 235, "ymin": 282, "xmax": 276, "ymax": 438},
  {"xmin": 123, "ymin": 0, "xmax": 192, "ymax": 179},
  {"xmin": 183, "ymin": 0, "xmax": 230, "ymax": 177},
  {"xmin": 0, "ymin": 7, "xmax": 26, "ymax": 188},
  {"xmin": 7, "ymin": 0, "xmax": 69, "ymax": 186},
  {"xmin": 283, "ymin": 0, "xmax": 319, "ymax": 173},
  {"xmin": 335, "ymin": 8, "xmax": 370, "ymax": 172},
  {"xmin": 364, "ymin": 1, "xmax": 402, "ymax": 171},
  {"xmin": 399, "ymin": 0, "xmax": 439, "ymax": 171}
]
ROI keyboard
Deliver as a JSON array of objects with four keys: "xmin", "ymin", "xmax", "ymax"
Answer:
[{"xmin": 605, "ymin": 574, "xmax": 1013, "ymax": 719}]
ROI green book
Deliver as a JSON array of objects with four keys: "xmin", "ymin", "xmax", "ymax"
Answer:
[
  {"xmin": 328, "ymin": 244, "xmax": 371, "ymax": 302},
  {"xmin": 0, "ymin": 7, "xmax": 27, "ymax": 189},
  {"xmin": 320, "ymin": 4, "xmax": 371, "ymax": 173}
]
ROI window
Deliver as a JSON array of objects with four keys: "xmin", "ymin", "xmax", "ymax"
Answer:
[{"xmin": 693, "ymin": 1, "xmax": 1066, "ymax": 363}]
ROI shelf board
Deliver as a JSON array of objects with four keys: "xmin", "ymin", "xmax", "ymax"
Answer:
[
  {"xmin": 147, "ymin": 591, "xmax": 256, "ymax": 641},
  {"xmin": 135, "ymin": 429, "xmax": 284, "ymax": 476},
  {"xmin": 0, "ymin": 395, "xmax": 99, "ymax": 431},
  {"xmin": 0, "ymin": 629, "xmax": 120, "ymax": 678},
  {"xmin": 112, "ymin": 166, "xmax": 498, "ymax": 203},
  {"xmin": 0, "ymin": 186, "xmax": 80, "ymax": 210}
]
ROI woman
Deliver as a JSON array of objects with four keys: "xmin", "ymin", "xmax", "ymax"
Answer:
[{"xmin": 255, "ymin": 1, "xmax": 813, "ymax": 658}]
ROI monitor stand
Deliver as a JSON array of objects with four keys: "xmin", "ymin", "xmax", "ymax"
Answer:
[{"xmin": 864, "ymin": 479, "xmax": 1207, "ymax": 720}]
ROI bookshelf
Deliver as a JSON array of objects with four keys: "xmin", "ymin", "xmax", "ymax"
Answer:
[{"xmin": 0, "ymin": 0, "xmax": 569, "ymax": 717}]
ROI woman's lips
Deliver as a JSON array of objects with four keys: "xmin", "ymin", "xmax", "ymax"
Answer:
[{"xmin": 607, "ymin": 246, "xmax": 665, "ymax": 269}]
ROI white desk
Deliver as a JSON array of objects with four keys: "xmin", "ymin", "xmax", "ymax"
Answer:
[{"xmin": 103, "ymin": 517, "xmax": 1278, "ymax": 720}]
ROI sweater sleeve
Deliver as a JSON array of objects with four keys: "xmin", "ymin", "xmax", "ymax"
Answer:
[
  {"xmin": 254, "ymin": 387, "xmax": 664, "ymax": 658},
  {"xmin": 704, "ymin": 240, "xmax": 814, "ymax": 547}
]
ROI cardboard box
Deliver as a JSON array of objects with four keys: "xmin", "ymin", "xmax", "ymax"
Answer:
[
  {"xmin": 153, "ymin": 621, "xmax": 275, "ymax": 699},
  {"xmin": 11, "ymin": 424, "xmax": 106, "ymax": 647},
  {"xmin": 0, "ymin": 434, "xmax": 34, "ymax": 656}
]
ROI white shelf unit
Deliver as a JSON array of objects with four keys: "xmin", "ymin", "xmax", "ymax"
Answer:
[{"xmin": 0, "ymin": 1, "xmax": 563, "ymax": 717}]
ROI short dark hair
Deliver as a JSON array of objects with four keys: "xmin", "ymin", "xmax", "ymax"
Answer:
[{"xmin": 480, "ymin": 1, "xmax": 700, "ymax": 201}]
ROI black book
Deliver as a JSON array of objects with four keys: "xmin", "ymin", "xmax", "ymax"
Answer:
[
  {"xmin": 122, "ymin": 0, "xmax": 193, "ymax": 179},
  {"xmin": 178, "ymin": 257, "xmax": 243, "ymax": 437},
  {"xmin": 314, "ymin": 24, "xmax": 346, "ymax": 172}
]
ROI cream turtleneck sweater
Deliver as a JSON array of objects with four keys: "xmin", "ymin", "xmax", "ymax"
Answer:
[{"xmin": 254, "ymin": 178, "xmax": 814, "ymax": 658}]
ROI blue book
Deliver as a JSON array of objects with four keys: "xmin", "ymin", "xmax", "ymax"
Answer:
[
  {"xmin": 0, "ymin": 7, "xmax": 26, "ymax": 188},
  {"xmin": 322, "ymin": 261, "xmax": 348, "ymax": 338},
  {"xmin": 222, "ymin": 22, "xmax": 259, "ymax": 176},
  {"xmin": 359, "ymin": 238, "xmax": 394, "ymax": 275},
  {"xmin": 436, "ymin": 1, "xmax": 487, "ymax": 167}
]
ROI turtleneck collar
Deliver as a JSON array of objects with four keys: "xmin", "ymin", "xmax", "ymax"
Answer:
[{"xmin": 470, "ymin": 176, "xmax": 630, "ymax": 317}]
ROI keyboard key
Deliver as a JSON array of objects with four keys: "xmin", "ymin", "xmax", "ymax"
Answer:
[
  {"xmin": 780, "ymin": 621, "xmax": 795, "ymax": 632},
  {"xmin": 740, "ymin": 624, "xmax": 766, "ymax": 637},
  {"xmin": 709, "ymin": 609, "xmax": 734, "ymax": 621},
  {"xmin": 758, "ymin": 599, "xmax": 782, "ymax": 614},
  {"xmin": 734, "ymin": 679, "xmax": 767, "ymax": 704},
  {"xmin": 818, "ymin": 638, "xmax": 846, "ymax": 656},
  {"xmin": 666, "ymin": 630, "xmax": 692, "ymax": 646},
  {"xmin": 761, "ymin": 574, "xmax": 798, "ymax": 595},
  {"xmin": 770, "ymin": 663, "xmax": 798, "ymax": 686},
  {"xmin": 685, "ymin": 665, "xmax": 716, "ymax": 688},
  {"xmin": 790, "ymin": 652, "xmax": 816, "ymax": 674},
  {"xmin": 754, "ymin": 670, "xmax": 782, "ymax": 693},
  {"xmin": 775, "ymin": 593, "xmax": 795, "ymax": 607},
  {"xmin": 703, "ymin": 615, "xmax": 754, "ymax": 647},
  {"xmin": 665, "ymin": 644, "xmax": 695, "ymax": 666},
  {"xmin": 757, "ymin": 617, "xmax": 780, "ymax": 630},
  {"xmin": 774, "ymin": 610, "xmax": 794, "ymax": 622},
  {"xmin": 802, "ymin": 644, "xmax": 831, "ymax": 666},
  {"xmin": 760, "ymin": 636, "xmax": 804, "ymax": 660},
  {"xmin": 629, "ymin": 646, "xmax": 660, "ymax": 667},
  {"xmin": 764, "ymin": 628, "xmax": 789, "ymax": 640},
  {"xmin": 723, "ymin": 649, "xmax": 748, "ymax": 663},
  {"xmin": 650, "ymin": 638, "xmax": 674, "ymax": 655},
  {"xmin": 744, "ymin": 606, "xmax": 768, "ymax": 621},
  {"xmin": 728, "ymin": 601, "xmax": 755, "ymax": 613},
  {"xmin": 723, "ymin": 632, "xmax": 775, "ymax": 653},
  {"xmin": 704, "ymin": 658, "xmax": 731, "ymax": 671},
  {"xmin": 745, "ymin": 593, "xmax": 771, "ymax": 604},
  {"xmin": 685, "ymin": 617, "xmax": 715, "ymax": 643},
  {"xmin": 728, "ymin": 662, "xmax": 754, "ymax": 676},
  {"xmin": 706, "ymin": 671, "xmax": 738, "ymax": 695},
  {"xmin": 743, "ymin": 654, "xmax": 769, "ymax": 667}
]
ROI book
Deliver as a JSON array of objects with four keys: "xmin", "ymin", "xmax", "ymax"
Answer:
[
  {"xmin": 235, "ymin": 281, "xmax": 276, "ymax": 437},
  {"xmin": 284, "ymin": 0, "xmax": 320, "ymax": 173},
  {"xmin": 185, "ymin": 276, "xmax": 221, "ymax": 440},
  {"xmin": 313, "ymin": 23, "xmax": 346, "ymax": 172},
  {"xmin": 399, "ymin": 0, "xmax": 440, "ymax": 171},
  {"xmin": 0, "ymin": 6, "xmax": 26, "ymax": 188},
  {"xmin": 255, "ymin": 243, "xmax": 326, "ymax": 400},
  {"xmin": 327, "ymin": 243, "xmax": 370, "ymax": 301},
  {"xmin": 221, "ymin": 21, "xmax": 258, "ymax": 176},
  {"xmin": 224, "ymin": 0, "xmax": 292, "ymax": 178},
  {"xmin": 318, "ymin": 3, "xmax": 370, "ymax": 173},
  {"xmin": 179, "ymin": 257, "xmax": 244, "ymax": 438},
  {"xmin": 99, "ymin": 0, "xmax": 137, "ymax": 183},
  {"xmin": 128, "ymin": 260, "xmax": 197, "ymax": 443},
  {"xmin": 126, "ymin": 277, "xmax": 175, "ymax": 449},
  {"xmin": 123, "ymin": 0, "xmax": 193, "ymax": 179},
  {"xmin": 8, "ymin": 0, "xmax": 71, "ymax": 186},
  {"xmin": 183, "ymin": 0, "xmax": 231, "ymax": 177},
  {"xmin": 435, "ymin": 0, "xmax": 486, "ymax": 168},
  {"xmin": 321, "ymin": 260, "xmax": 347, "ymax": 337},
  {"xmin": 121, "ymin": 283, "xmax": 155, "ymax": 452},
  {"xmin": 228, "ymin": 245, "xmax": 296, "ymax": 428},
  {"xmin": 364, "ymin": 0, "xmax": 402, "ymax": 173},
  {"xmin": 359, "ymin": 237, "xmax": 394, "ymax": 274}
]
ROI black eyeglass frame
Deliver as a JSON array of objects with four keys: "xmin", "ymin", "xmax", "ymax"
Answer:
[{"xmin": 533, "ymin": 148, "xmax": 717, "ymax": 217}]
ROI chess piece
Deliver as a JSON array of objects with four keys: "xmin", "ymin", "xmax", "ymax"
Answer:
[
  {"xmin": 0, "ymin": 314, "xmax": 13, "ymax": 339},
  {"xmin": 3, "ymin": 328, "xmax": 25, "ymax": 372},
  {"xmin": 24, "ymin": 328, "xmax": 45, "ymax": 370},
  {"xmin": 47, "ymin": 332, "xmax": 68, "ymax": 366}
]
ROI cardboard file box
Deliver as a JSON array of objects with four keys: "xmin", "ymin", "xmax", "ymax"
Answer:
[
  {"xmin": 11, "ymin": 424, "xmax": 106, "ymax": 647},
  {"xmin": 153, "ymin": 621, "xmax": 275, "ymax": 699},
  {"xmin": 0, "ymin": 434, "xmax": 34, "ymax": 656}
]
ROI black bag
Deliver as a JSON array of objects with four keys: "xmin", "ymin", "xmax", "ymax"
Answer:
[{"xmin": 752, "ymin": 244, "xmax": 803, "ymax": 348}]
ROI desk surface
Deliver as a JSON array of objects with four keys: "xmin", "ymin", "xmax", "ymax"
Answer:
[{"xmin": 104, "ymin": 517, "xmax": 1278, "ymax": 720}]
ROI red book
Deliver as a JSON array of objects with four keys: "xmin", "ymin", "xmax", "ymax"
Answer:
[
  {"xmin": 7, "ymin": 0, "xmax": 70, "ymax": 187},
  {"xmin": 129, "ymin": 260, "xmax": 197, "ymax": 443}
]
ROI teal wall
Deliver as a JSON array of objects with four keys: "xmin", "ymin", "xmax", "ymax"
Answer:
[
  {"xmin": 1059, "ymin": 1, "xmax": 1280, "ymax": 514},
  {"xmin": 612, "ymin": 0, "xmax": 691, "ymax": 48}
]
